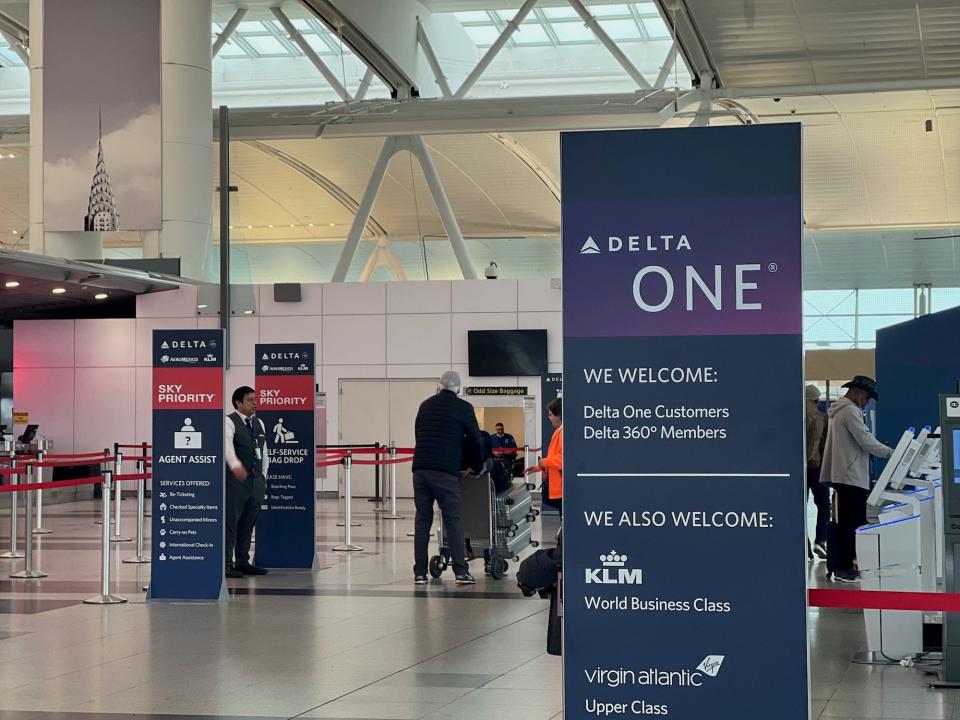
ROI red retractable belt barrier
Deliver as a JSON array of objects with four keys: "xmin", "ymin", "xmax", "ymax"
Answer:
[
  {"xmin": 116, "ymin": 444, "xmax": 151, "ymax": 450},
  {"xmin": 29, "ymin": 458, "xmax": 115, "ymax": 468},
  {"xmin": 351, "ymin": 456, "xmax": 413, "ymax": 466},
  {"xmin": 115, "ymin": 455, "xmax": 150, "ymax": 462},
  {"xmin": 809, "ymin": 588, "xmax": 960, "ymax": 612},
  {"xmin": 44, "ymin": 452, "xmax": 111, "ymax": 460}
]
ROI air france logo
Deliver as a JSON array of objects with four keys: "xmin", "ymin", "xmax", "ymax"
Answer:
[
  {"xmin": 585, "ymin": 550, "xmax": 642, "ymax": 585},
  {"xmin": 696, "ymin": 656, "xmax": 725, "ymax": 677}
]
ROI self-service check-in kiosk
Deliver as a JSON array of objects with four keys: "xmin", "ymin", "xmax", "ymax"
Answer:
[
  {"xmin": 935, "ymin": 396, "xmax": 960, "ymax": 684},
  {"xmin": 857, "ymin": 428, "xmax": 925, "ymax": 660}
]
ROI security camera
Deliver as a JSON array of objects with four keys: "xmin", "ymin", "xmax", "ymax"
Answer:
[{"xmin": 485, "ymin": 261, "xmax": 499, "ymax": 280}]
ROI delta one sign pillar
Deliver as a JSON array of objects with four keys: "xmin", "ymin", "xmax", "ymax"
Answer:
[
  {"xmin": 561, "ymin": 125, "xmax": 808, "ymax": 718},
  {"xmin": 254, "ymin": 343, "xmax": 317, "ymax": 568},
  {"xmin": 149, "ymin": 329, "xmax": 226, "ymax": 601}
]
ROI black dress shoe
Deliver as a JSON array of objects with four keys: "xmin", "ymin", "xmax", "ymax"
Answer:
[
  {"xmin": 225, "ymin": 566, "xmax": 244, "ymax": 578},
  {"xmin": 235, "ymin": 562, "xmax": 268, "ymax": 576}
]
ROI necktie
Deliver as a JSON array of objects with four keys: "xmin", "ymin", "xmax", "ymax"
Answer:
[{"xmin": 246, "ymin": 417, "xmax": 254, "ymax": 434}]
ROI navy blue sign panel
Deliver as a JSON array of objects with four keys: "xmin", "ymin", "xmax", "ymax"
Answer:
[
  {"xmin": 149, "ymin": 329, "xmax": 226, "ymax": 602},
  {"xmin": 562, "ymin": 125, "xmax": 807, "ymax": 719},
  {"xmin": 254, "ymin": 343, "xmax": 316, "ymax": 568},
  {"xmin": 541, "ymin": 373, "xmax": 562, "ymax": 456}
]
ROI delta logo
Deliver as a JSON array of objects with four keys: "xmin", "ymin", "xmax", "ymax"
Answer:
[
  {"xmin": 579, "ymin": 234, "xmax": 691, "ymax": 254},
  {"xmin": 585, "ymin": 550, "xmax": 642, "ymax": 585}
]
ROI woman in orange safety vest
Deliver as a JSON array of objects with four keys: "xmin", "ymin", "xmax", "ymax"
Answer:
[{"xmin": 525, "ymin": 397, "xmax": 563, "ymax": 513}]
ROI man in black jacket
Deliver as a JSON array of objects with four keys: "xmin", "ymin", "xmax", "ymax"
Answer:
[{"xmin": 413, "ymin": 371, "xmax": 482, "ymax": 586}]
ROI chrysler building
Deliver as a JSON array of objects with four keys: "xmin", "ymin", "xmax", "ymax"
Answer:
[{"xmin": 83, "ymin": 111, "xmax": 120, "ymax": 232}]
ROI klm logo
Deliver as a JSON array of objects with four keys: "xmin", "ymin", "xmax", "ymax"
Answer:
[{"xmin": 585, "ymin": 551, "xmax": 642, "ymax": 585}]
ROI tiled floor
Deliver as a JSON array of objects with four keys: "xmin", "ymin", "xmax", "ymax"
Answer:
[{"xmin": 0, "ymin": 497, "xmax": 950, "ymax": 719}]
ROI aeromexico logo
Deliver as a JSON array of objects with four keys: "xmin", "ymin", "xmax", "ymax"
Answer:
[{"xmin": 578, "ymin": 234, "xmax": 772, "ymax": 312}]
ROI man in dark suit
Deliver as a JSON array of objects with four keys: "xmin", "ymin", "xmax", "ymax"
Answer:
[{"xmin": 224, "ymin": 385, "xmax": 270, "ymax": 578}]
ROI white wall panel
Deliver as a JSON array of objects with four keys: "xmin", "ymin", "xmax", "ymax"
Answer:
[
  {"xmin": 136, "ymin": 285, "xmax": 198, "ymax": 319},
  {"xmin": 75, "ymin": 319, "xmax": 136, "ymax": 368},
  {"xmin": 519, "ymin": 311, "xmax": 563, "ymax": 363},
  {"xmin": 387, "ymin": 365, "xmax": 450, "ymax": 379},
  {"xmin": 321, "ymin": 364, "xmax": 387, "ymax": 491},
  {"xmin": 518, "ymin": 277, "xmax": 561, "ymax": 312},
  {"xmin": 14, "ymin": 367, "xmax": 74, "ymax": 453},
  {"xmin": 226, "ymin": 366, "xmax": 256, "ymax": 408},
  {"xmin": 75, "ymin": 368, "xmax": 136, "ymax": 453},
  {"xmin": 386, "ymin": 314, "xmax": 451, "ymax": 365},
  {"xmin": 228, "ymin": 316, "xmax": 260, "ymax": 366},
  {"xmin": 452, "ymin": 279, "xmax": 518, "ymax": 313},
  {"xmin": 14, "ymin": 319, "xmax": 75, "ymax": 368},
  {"xmin": 322, "ymin": 315, "xmax": 386, "ymax": 365},
  {"xmin": 259, "ymin": 316, "xmax": 322, "ymax": 359},
  {"xmin": 323, "ymin": 281, "xmax": 386, "ymax": 315},
  {"xmin": 135, "ymin": 366, "xmax": 153, "ymax": 448},
  {"xmin": 258, "ymin": 282, "xmax": 323, "ymax": 316},
  {"xmin": 451, "ymin": 312, "xmax": 517, "ymax": 364},
  {"xmin": 386, "ymin": 281, "xmax": 452, "ymax": 314},
  {"xmin": 136, "ymin": 317, "xmax": 197, "ymax": 367}
]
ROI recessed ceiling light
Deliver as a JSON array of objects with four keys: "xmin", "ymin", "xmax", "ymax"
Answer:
[
  {"xmin": 197, "ymin": 304, "xmax": 208, "ymax": 309},
  {"xmin": 5, "ymin": 280, "xmax": 19, "ymax": 288},
  {"xmin": 9, "ymin": 230, "xmax": 16, "ymax": 235},
  {"xmin": 94, "ymin": 293, "xmax": 108, "ymax": 300},
  {"xmin": 228, "ymin": 225, "xmax": 234, "ymax": 230},
  {"xmin": 243, "ymin": 310, "xmax": 254, "ymax": 315},
  {"xmin": 51, "ymin": 287, "xmax": 66, "ymax": 295},
  {"xmin": 6, "ymin": 154, "xmax": 13, "ymax": 159},
  {"xmin": 289, "ymin": 224, "xmax": 295, "ymax": 228},
  {"xmin": 268, "ymin": 224, "xmax": 274, "ymax": 228},
  {"xmin": 308, "ymin": 223, "xmax": 314, "ymax": 228},
  {"xmin": 247, "ymin": 225, "xmax": 253, "ymax": 229},
  {"xmin": 329, "ymin": 222, "xmax": 335, "ymax": 226}
]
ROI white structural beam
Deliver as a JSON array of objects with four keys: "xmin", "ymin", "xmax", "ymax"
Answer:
[
  {"xmin": 212, "ymin": 8, "xmax": 247, "ymax": 57},
  {"xmin": 0, "ymin": 29, "xmax": 28, "ymax": 65},
  {"xmin": 359, "ymin": 237, "xmax": 407, "ymax": 282},
  {"xmin": 454, "ymin": 0, "xmax": 539, "ymax": 99},
  {"xmin": 331, "ymin": 135, "xmax": 479, "ymax": 282},
  {"xmin": 355, "ymin": 68, "xmax": 374, "ymax": 101},
  {"xmin": 568, "ymin": 0, "xmax": 652, "ymax": 90},
  {"xmin": 332, "ymin": 136, "xmax": 396, "ymax": 282},
  {"xmin": 271, "ymin": 6, "xmax": 351, "ymax": 102},
  {"xmin": 655, "ymin": 46, "xmax": 677, "ymax": 89},
  {"xmin": 416, "ymin": 19, "xmax": 453, "ymax": 99}
]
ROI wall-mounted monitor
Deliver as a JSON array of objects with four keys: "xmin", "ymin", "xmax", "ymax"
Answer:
[{"xmin": 468, "ymin": 330, "xmax": 548, "ymax": 376}]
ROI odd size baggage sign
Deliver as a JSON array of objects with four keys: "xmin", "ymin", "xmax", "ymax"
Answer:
[
  {"xmin": 149, "ymin": 329, "xmax": 226, "ymax": 601},
  {"xmin": 254, "ymin": 343, "xmax": 316, "ymax": 568},
  {"xmin": 561, "ymin": 125, "xmax": 807, "ymax": 719}
]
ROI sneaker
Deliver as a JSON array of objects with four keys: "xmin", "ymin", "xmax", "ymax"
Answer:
[
  {"xmin": 455, "ymin": 573, "xmax": 476, "ymax": 585},
  {"xmin": 813, "ymin": 542, "xmax": 828, "ymax": 559},
  {"xmin": 833, "ymin": 569, "xmax": 860, "ymax": 583},
  {"xmin": 414, "ymin": 575, "xmax": 428, "ymax": 585}
]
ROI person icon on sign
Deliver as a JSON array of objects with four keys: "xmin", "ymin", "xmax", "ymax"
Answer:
[
  {"xmin": 273, "ymin": 418, "xmax": 296, "ymax": 444},
  {"xmin": 181, "ymin": 418, "xmax": 195, "ymax": 432}
]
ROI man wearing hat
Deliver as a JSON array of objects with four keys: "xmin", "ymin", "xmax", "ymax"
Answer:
[
  {"xmin": 821, "ymin": 375, "xmax": 893, "ymax": 582},
  {"xmin": 411, "ymin": 371, "xmax": 483, "ymax": 586},
  {"xmin": 804, "ymin": 385, "xmax": 829, "ymax": 560}
]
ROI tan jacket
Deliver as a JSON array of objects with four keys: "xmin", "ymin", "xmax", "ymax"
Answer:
[{"xmin": 805, "ymin": 400, "xmax": 826, "ymax": 464}]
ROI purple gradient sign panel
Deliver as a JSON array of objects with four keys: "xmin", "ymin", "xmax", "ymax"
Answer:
[{"xmin": 562, "ymin": 124, "xmax": 808, "ymax": 720}]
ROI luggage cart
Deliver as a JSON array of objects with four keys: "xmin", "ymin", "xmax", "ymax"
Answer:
[{"xmin": 429, "ymin": 467, "xmax": 540, "ymax": 580}]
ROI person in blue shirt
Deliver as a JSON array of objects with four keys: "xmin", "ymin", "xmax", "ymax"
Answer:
[{"xmin": 490, "ymin": 423, "xmax": 518, "ymax": 459}]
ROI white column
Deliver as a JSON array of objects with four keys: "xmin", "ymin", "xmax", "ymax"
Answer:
[
  {"xmin": 157, "ymin": 0, "xmax": 213, "ymax": 280},
  {"xmin": 28, "ymin": 0, "xmax": 101, "ymax": 259}
]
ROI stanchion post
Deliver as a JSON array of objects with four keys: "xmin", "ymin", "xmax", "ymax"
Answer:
[
  {"xmin": 0, "ymin": 457, "xmax": 23, "ymax": 559},
  {"xmin": 123, "ymin": 458, "xmax": 150, "ymax": 564},
  {"xmin": 94, "ymin": 449, "xmax": 110, "ymax": 526},
  {"xmin": 336, "ymin": 448, "xmax": 361, "ymax": 528},
  {"xmin": 33, "ymin": 449, "xmax": 51, "ymax": 535},
  {"xmin": 84, "ymin": 470, "xmax": 127, "ymax": 604},
  {"xmin": 370, "ymin": 441, "xmax": 382, "ymax": 505},
  {"xmin": 110, "ymin": 449, "xmax": 131, "ymax": 542},
  {"xmin": 523, "ymin": 444, "xmax": 530, "ymax": 471},
  {"xmin": 332, "ymin": 451, "xmax": 362, "ymax": 552},
  {"xmin": 142, "ymin": 441, "xmax": 151, "ymax": 518},
  {"xmin": 384, "ymin": 442, "xmax": 404, "ymax": 520},
  {"xmin": 11, "ymin": 464, "xmax": 47, "ymax": 578}
]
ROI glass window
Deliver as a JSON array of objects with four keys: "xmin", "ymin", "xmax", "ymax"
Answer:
[
  {"xmin": 463, "ymin": 25, "xmax": 502, "ymax": 46},
  {"xmin": 217, "ymin": 39, "xmax": 248, "ymax": 58},
  {"xmin": 542, "ymin": 6, "xmax": 579, "ymax": 19},
  {"xmin": 237, "ymin": 21, "xmax": 267, "ymax": 33},
  {"xmin": 804, "ymin": 290, "xmax": 856, "ymax": 315},
  {"xmin": 804, "ymin": 315, "xmax": 855, "ymax": 346},
  {"xmin": 455, "ymin": 11, "xmax": 494, "ymax": 24},
  {"xmin": 245, "ymin": 35, "xmax": 287, "ymax": 55},
  {"xmin": 291, "ymin": 19, "xmax": 312, "ymax": 31},
  {"xmin": 552, "ymin": 21, "xmax": 596, "ymax": 43},
  {"xmin": 513, "ymin": 24, "xmax": 551, "ymax": 44},
  {"xmin": 588, "ymin": 4, "xmax": 633, "ymax": 17},
  {"xmin": 857, "ymin": 314, "xmax": 910, "ymax": 341},
  {"xmin": 304, "ymin": 34, "xmax": 337, "ymax": 55},
  {"xmin": 857, "ymin": 288, "xmax": 914, "ymax": 314},
  {"xmin": 598, "ymin": 18, "xmax": 642, "ymax": 40},
  {"xmin": 641, "ymin": 16, "xmax": 671, "ymax": 39},
  {"xmin": 932, "ymin": 288, "xmax": 960, "ymax": 313}
]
